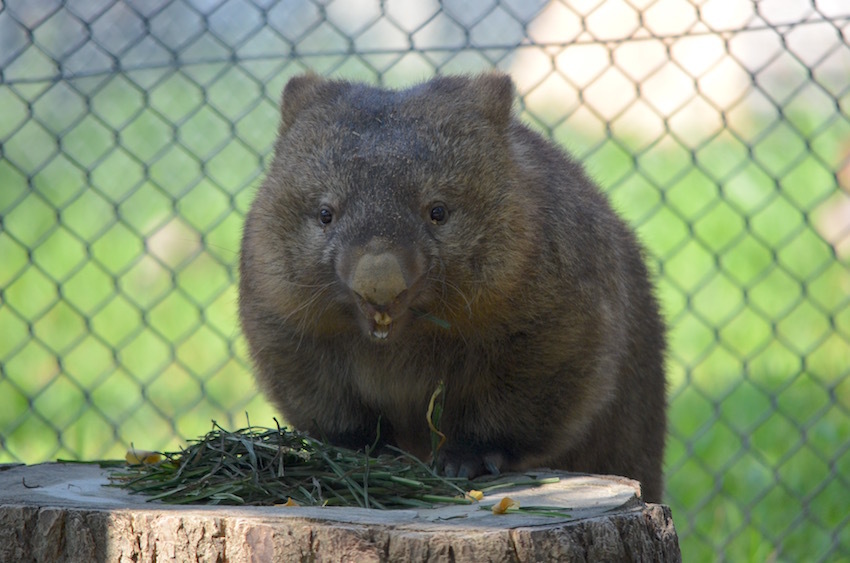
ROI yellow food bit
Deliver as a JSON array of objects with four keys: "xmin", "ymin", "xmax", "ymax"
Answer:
[
  {"xmin": 466, "ymin": 490, "xmax": 484, "ymax": 501},
  {"xmin": 492, "ymin": 497, "xmax": 519, "ymax": 515},
  {"xmin": 125, "ymin": 449, "xmax": 163, "ymax": 465},
  {"xmin": 277, "ymin": 497, "xmax": 300, "ymax": 507},
  {"xmin": 373, "ymin": 312, "xmax": 392, "ymax": 326}
]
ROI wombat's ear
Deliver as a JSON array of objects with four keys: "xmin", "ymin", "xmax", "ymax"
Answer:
[
  {"xmin": 421, "ymin": 72, "xmax": 515, "ymax": 128},
  {"xmin": 278, "ymin": 73, "xmax": 349, "ymax": 132},
  {"xmin": 468, "ymin": 72, "xmax": 515, "ymax": 128}
]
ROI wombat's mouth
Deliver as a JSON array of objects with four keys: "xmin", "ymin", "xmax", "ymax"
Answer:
[
  {"xmin": 369, "ymin": 310, "xmax": 394, "ymax": 340},
  {"xmin": 354, "ymin": 296, "xmax": 410, "ymax": 342},
  {"xmin": 362, "ymin": 308, "xmax": 413, "ymax": 342},
  {"xmin": 347, "ymin": 265, "xmax": 433, "ymax": 342}
]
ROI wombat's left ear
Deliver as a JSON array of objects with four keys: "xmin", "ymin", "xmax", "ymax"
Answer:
[{"xmin": 468, "ymin": 72, "xmax": 515, "ymax": 128}]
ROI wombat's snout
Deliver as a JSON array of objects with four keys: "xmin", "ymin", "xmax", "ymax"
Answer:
[
  {"xmin": 340, "ymin": 242, "xmax": 425, "ymax": 340},
  {"xmin": 350, "ymin": 252, "xmax": 408, "ymax": 307}
]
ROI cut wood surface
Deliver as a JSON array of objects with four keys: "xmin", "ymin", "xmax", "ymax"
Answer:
[{"xmin": 0, "ymin": 463, "xmax": 681, "ymax": 562}]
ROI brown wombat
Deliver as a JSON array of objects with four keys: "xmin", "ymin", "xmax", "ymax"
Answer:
[{"xmin": 239, "ymin": 72, "xmax": 667, "ymax": 502}]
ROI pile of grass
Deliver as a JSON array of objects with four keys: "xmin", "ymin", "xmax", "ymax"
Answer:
[{"xmin": 109, "ymin": 421, "xmax": 556, "ymax": 509}]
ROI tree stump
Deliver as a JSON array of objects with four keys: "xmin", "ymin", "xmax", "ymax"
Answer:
[{"xmin": 0, "ymin": 462, "xmax": 680, "ymax": 562}]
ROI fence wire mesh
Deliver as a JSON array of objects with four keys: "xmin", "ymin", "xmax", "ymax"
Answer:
[{"xmin": 1, "ymin": 0, "xmax": 849, "ymax": 560}]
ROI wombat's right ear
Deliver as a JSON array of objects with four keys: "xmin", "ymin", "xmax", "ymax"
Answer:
[{"xmin": 278, "ymin": 73, "xmax": 349, "ymax": 131}]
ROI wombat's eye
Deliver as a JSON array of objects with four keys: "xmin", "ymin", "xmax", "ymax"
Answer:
[
  {"xmin": 429, "ymin": 203, "xmax": 448, "ymax": 225},
  {"xmin": 318, "ymin": 206, "xmax": 334, "ymax": 226}
]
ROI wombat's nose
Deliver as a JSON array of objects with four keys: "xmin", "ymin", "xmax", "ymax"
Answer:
[{"xmin": 350, "ymin": 252, "xmax": 408, "ymax": 306}]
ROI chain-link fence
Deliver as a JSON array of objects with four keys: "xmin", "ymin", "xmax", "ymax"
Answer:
[{"xmin": 1, "ymin": 0, "xmax": 848, "ymax": 559}]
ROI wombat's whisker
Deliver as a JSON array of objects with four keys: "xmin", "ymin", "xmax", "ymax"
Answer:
[
  {"xmin": 281, "ymin": 280, "xmax": 338, "ymax": 289},
  {"xmin": 277, "ymin": 288, "xmax": 329, "ymax": 326},
  {"xmin": 439, "ymin": 277, "xmax": 474, "ymax": 317}
]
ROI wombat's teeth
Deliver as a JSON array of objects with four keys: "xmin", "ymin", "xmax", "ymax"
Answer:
[
  {"xmin": 372, "ymin": 328, "xmax": 389, "ymax": 339},
  {"xmin": 373, "ymin": 312, "xmax": 393, "ymax": 326}
]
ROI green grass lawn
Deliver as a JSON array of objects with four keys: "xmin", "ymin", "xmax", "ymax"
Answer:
[{"xmin": 1, "ymin": 67, "xmax": 848, "ymax": 561}]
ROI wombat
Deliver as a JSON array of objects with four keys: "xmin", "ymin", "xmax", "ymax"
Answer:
[{"xmin": 239, "ymin": 72, "xmax": 667, "ymax": 502}]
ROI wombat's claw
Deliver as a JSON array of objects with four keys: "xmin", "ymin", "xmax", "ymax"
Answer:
[
  {"xmin": 443, "ymin": 463, "xmax": 457, "ymax": 478},
  {"xmin": 443, "ymin": 461, "xmax": 468, "ymax": 479},
  {"xmin": 441, "ymin": 451, "xmax": 504, "ymax": 479}
]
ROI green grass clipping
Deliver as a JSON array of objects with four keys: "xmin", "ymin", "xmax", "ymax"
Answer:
[{"xmin": 109, "ymin": 412, "xmax": 564, "ymax": 512}]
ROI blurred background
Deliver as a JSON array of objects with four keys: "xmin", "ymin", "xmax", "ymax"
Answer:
[{"xmin": 1, "ymin": 0, "xmax": 848, "ymax": 560}]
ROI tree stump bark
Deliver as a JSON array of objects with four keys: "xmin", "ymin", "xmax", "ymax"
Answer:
[{"xmin": 0, "ymin": 462, "xmax": 680, "ymax": 562}]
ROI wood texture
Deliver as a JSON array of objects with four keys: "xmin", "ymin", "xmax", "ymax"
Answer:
[{"xmin": 0, "ymin": 463, "xmax": 681, "ymax": 562}]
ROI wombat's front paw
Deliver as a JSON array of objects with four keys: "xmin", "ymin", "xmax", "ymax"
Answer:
[{"xmin": 437, "ymin": 447, "xmax": 506, "ymax": 479}]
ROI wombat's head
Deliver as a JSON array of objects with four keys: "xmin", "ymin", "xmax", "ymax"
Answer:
[{"xmin": 241, "ymin": 73, "xmax": 541, "ymax": 342}]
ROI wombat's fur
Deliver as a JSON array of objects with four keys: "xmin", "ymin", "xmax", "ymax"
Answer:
[{"xmin": 239, "ymin": 73, "xmax": 667, "ymax": 502}]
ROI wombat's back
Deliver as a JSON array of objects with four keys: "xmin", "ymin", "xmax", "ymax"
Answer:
[{"xmin": 239, "ymin": 73, "xmax": 667, "ymax": 502}]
